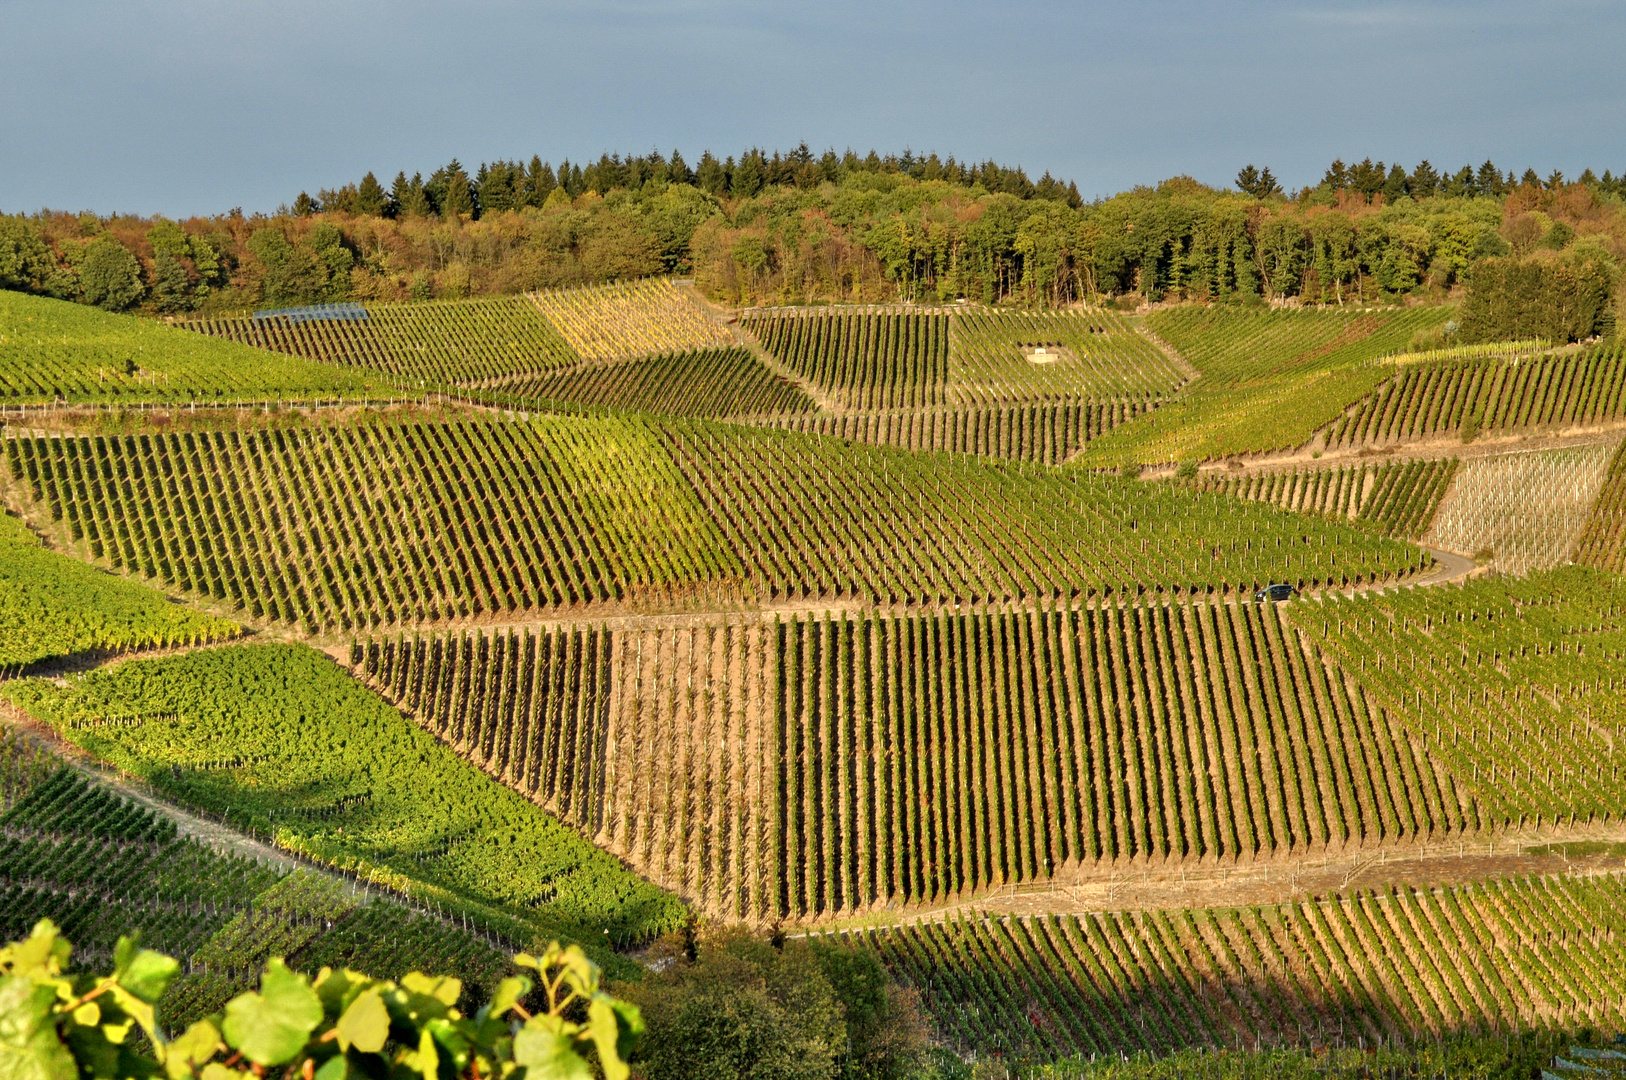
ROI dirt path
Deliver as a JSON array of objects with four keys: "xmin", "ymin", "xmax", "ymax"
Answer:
[
  {"xmin": 0, "ymin": 697, "xmax": 301, "ymax": 870},
  {"xmin": 672, "ymin": 280, "xmax": 845, "ymax": 414},
  {"xmin": 1130, "ymin": 321, "xmax": 1201, "ymax": 384},
  {"xmin": 1174, "ymin": 421, "xmax": 1626, "ymax": 481},
  {"xmin": 800, "ymin": 823, "xmax": 1626, "ymax": 935}
]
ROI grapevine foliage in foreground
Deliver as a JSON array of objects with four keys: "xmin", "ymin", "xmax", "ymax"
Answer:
[
  {"xmin": 0, "ymin": 919, "xmax": 640, "ymax": 1080},
  {"xmin": 0, "ymin": 644, "xmax": 686, "ymax": 954},
  {"xmin": 0, "ymin": 511, "xmax": 238, "ymax": 668},
  {"xmin": 0, "ymin": 291, "xmax": 386, "ymax": 404},
  {"xmin": 0, "ymin": 765, "xmax": 510, "ymax": 1031}
]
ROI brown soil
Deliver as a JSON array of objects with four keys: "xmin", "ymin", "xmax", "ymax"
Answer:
[{"xmin": 806, "ymin": 822, "xmax": 1626, "ymax": 934}]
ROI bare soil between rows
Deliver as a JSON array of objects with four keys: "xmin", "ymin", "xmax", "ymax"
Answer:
[{"xmin": 812, "ymin": 822, "xmax": 1626, "ymax": 934}]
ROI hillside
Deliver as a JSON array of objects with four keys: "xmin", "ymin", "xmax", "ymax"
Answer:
[{"xmin": 5, "ymin": 275, "xmax": 1626, "ymax": 1073}]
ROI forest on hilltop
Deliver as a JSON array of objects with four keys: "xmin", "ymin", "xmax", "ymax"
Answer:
[{"xmin": 0, "ymin": 147, "xmax": 1621, "ymax": 343}]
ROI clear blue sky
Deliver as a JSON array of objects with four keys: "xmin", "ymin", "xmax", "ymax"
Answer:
[{"xmin": 3, "ymin": 0, "xmax": 1623, "ymax": 218}]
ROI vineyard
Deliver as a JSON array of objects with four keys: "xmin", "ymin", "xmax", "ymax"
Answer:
[
  {"xmin": 1326, "ymin": 343, "xmax": 1626, "ymax": 449},
  {"xmin": 0, "ymin": 509, "xmax": 238, "ymax": 668},
  {"xmin": 0, "ymin": 643, "xmax": 688, "ymax": 952},
  {"xmin": 188, "ymin": 295, "xmax": 577, "ymax": 385},
  {"xmin": 1189, "ymin": 459, "xmax": 1459, "ymax": 541},
  {"xmin": 1299, "ymin": 567, "xmax": 1626, "ymax": 824},
  {"xmin": 353, "ymin": 598, "xmax": 1476, "ymax": 922},
  {"xmin": 1575, "ymin": 443, "xmax": 1626, "ymax": 571},
  {"xmin": 743, "ymin": 307, "xmax": 951, "ymax": 409},
  {"xmin": 847, "ymin": 871, "xmax": 1626, "ymax": 1060},
  {"xmin": 525, "ymin": 277, "xmax": 735, "ymax": 361},
  {"xmin": 659, "ymin": 421, "xmax": 1430, "ymax": 606},
  {"xmin": 949, "ymin": 309, "xmax": 1187, "ymax": 403},
  {"xmin": 1, "ymin": 417, "xmax": 1428, "ymax": 637},
  {"xmin": 1, "ymin": 291, "xmax": 385, "ymax": 404},
  {"xmin": 12, "ymin": 272, "xmax": 1626, "ymax": 1071},
  {"xmin": 492, "ymin": 346, "xmax": 816, "ymax": 417},
  {"xmin": 760, "ymin": 398, "xmax": 1157, "ymax": 465},
  {"xmin": 1423, "ymin": 445, "xmax": 1612, "ymax": 573},
  {"xmin": 2, "ymin": 417, "xmax": 739, "ymax": 633},
  {"xmin": 0, "ymin": 765, "xmax": 509, "ymax": 1028},
  {"xmin": 1077, "ymin": 306, "xmax": 1453, "ymax": 467}
]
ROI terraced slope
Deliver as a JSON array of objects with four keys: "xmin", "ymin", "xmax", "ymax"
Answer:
[
  {"xmin": 3, "ymin": 419, "xmax": 1429, "ymax": 635},
  {"xmin": 354, "ymin": 599, "xmax": 1478, "ymax": 922},
  {"xmin": 493, "ymin": 347, "xmax": 817, "ymax": 417},
  {"xmin": 0, "ymin": 511, "xmax": 238, "ymax": 668},
  {"xmin": 949, "ymin": 309, "xmax": 1185, "ymax": 403},
  {"xmin": 742, "ymin": 308, "xmax": 951, "ymax": 410},
  {"xmin": 1327, "ymin": 343, "xmax": 1626, "ymax": 450},
  {"xmin": 2, "ymin": 643, "xmax": 686, "ymax": 953},
  {"xmin": 1423, "ymin": 446, "xmax": 1612, "ymax": 573}
]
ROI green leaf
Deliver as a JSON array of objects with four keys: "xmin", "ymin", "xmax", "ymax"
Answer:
[
  {"xmin": 0, "ymin": 976, "xmax": 76, "ymax": 1080},
  {"xmin": 512, "ymin": 1018, "xmax": 591, "ymax": 1080},
  {"xmin": 483, "ymin": 976, "xmax": 531, "ymax": 1022},
  {"xmin": 163, "ymin": 1019, "xmax": 222, "ymax": 1080},
  {"xmin": 221, "ymin": 960, "xmax": 324, "ymax": 1066},
  {"xmin": 402, "ymin": 1027, "xmax": 439, "ymax": 1080},
  {"xmin": 113, "ymin": 939, "xmax": 180, "ymax": 1005},
  {"xmin": 584, "ymin": 999, "xmax": 630, "ymax": 1080},
  {"xmin": 399, "ymin": 972, "xmax": 460, "ymax": 1008},
  {"xmin": 334, "ymin": 989, "xmax": 388, "ymax": 1054},
  {"xmin": 0, "ymin": 922, "xmax": 70, "ymax": 979},
  {"xmin": 313, "ymin": 1054, "xmax": 348, "ymax": 1080}
]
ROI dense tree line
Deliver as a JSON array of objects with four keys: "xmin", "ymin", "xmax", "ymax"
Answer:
[
  {"xmin": 1, "ymin": 147, "xmax": 1621, "ymax": 341},
  {"xmin": 303, "ymin": 145, "xmax": 1081, "ymax": 221}
]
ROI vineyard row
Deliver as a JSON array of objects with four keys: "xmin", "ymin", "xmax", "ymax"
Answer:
[{"xmin": 353, "ymin": 598, "xmax": 1480, "ymax": 922}]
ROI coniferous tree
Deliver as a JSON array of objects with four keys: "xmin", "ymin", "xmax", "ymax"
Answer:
[
  {"xmin": 1409, "ymin": 160, "xmax": 1439, "ymax": 198},
  {"xmin": 523, "ymin": 156, "xmax": 556, "ymax": 206},
  {"xmin": 668, "ymin": 149, "xmax": 691, "ymax": 186},
  {"xmin": 355, "ymin": 172, "xmax": 387, "ymax": 216},
  {"xmin": 292, "ymin": 191, "xmax": 318, "ymax": 217},
  {"xmin": 695, "ymin": 151, "xmax": 727, "ymax": 195},
  {"xmin": 1382, "ymin": 163, "xmax": 1409, "ymax": 201},
  {"xmin": 1476, "ymin": 160, "xmax": 1503, "ymax": 195},
  {"xmin": 390, "ymin": 172, "xmax": 431, "ymax": 218},
  {"xmin": 1521, "ymin": 167, "xmax": 1542, "ymax": 188},
  {"xmin": 1236, "ymin": 165, "xmax": 1281, "ymax": 199},
  {"xmin": 1321, "ymin": 158, "xmax": 1349, "ymax": 190},
  {"xmin": 428, "ymin": 160, "xmax": 475, "ymax": 219}
]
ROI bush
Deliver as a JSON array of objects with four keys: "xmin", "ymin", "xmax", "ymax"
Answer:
[
  {"xmin": 1459, "ymin": 248, "xmax": 1617, "ymax": 343},
  {"xmin": 77, "ymin": 235, "xmax": 143, "ymax": 311},
  {"xmin": 618, "ymin": 929, "xmax": 928, "ymax": 1080}
]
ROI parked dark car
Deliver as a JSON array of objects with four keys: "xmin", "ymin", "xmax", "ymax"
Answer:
[{"xmin": 1255, "ymin": 583, "xmax": 1296, "ymax": 603}]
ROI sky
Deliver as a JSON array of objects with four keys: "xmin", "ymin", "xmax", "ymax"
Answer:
[{"xmin": 3, "ymin": 0, "xmax": 1624, "ymax": 218}]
